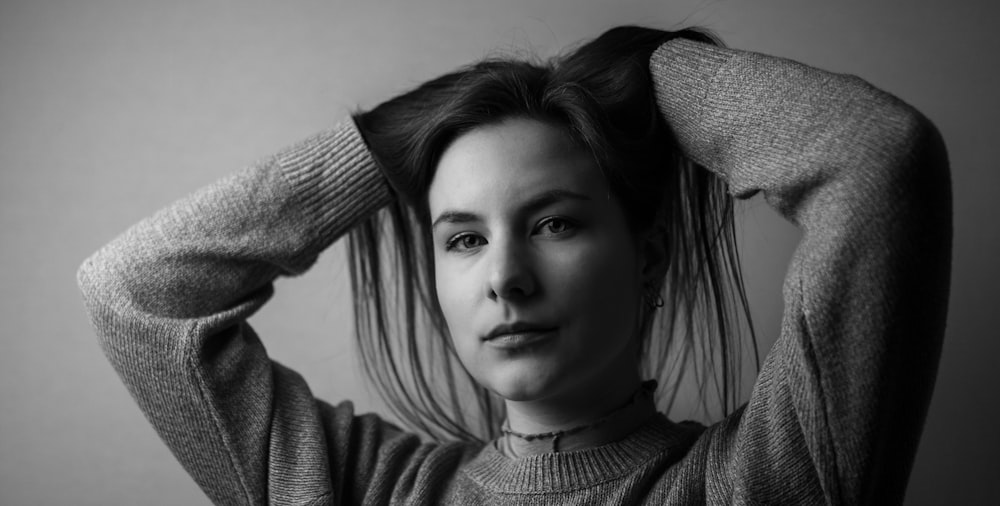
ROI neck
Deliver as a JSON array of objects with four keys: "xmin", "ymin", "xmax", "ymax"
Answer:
[
  {"xmin": 499, "ymin": 373, "xmax": 657, "ymax": 457},
  {"xmin": 505, "ymin": 358, "xmax": 643, "ymax": 431}
]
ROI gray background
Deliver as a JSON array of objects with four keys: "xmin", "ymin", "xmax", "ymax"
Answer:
[{"xmin": 1, "ymin": 0, "xmax": 996, "ymax": 504}]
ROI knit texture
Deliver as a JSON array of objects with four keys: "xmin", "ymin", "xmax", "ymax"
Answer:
[{"xmin": 78, "ymin": 39, "xmax": 951, "ymax": 505}]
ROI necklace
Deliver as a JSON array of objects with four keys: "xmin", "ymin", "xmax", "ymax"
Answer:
[{"xmin": 500, "ymin": 380, "xmax": 657, "ymax": 455}]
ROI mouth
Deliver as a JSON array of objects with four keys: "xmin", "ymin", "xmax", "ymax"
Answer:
[{"xmin": 483, "ymin": 322, "xmax": 558, "ymax": 350}]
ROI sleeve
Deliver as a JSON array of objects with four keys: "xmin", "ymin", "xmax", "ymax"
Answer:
[
  {"xmin": 650, "ymin": 39, "xmax": 951, "ymax": 504},
  {"xmin": 76, "ymin": 122, "xmax": 428, "ymax": 505}
]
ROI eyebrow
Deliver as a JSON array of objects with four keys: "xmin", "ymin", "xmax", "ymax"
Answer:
[{"xmin": 431, "ymin": 189, "xmax": 592, "ymax": 229}]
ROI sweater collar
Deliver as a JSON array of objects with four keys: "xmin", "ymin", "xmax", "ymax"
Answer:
[{"xmin": 461, "ymin": 414, "xmax": 703, "ymax": 493}]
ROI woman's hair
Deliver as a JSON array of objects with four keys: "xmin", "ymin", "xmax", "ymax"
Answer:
[{"xmin": 349, "ymin": 25, "xmax": 758, "ymax": 442}]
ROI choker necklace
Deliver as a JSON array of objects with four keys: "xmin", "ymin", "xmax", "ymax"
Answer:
[{"xmin": 500, "ymin": 380, "xmax": 657, "ymax": 456}]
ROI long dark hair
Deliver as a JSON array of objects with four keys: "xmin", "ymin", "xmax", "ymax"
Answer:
[{"xmin": 348, "ymin": 25, "xmax": 758, "ymax": 442}]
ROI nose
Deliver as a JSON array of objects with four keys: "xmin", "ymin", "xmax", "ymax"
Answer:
[{"xmin": 485, "ymin": 238, "xmax": 536, "ymax": 301}]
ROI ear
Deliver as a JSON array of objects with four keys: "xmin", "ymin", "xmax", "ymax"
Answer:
[{"xmin": 638, "ymin": 227, "xmax": 670, "ymax": 288}]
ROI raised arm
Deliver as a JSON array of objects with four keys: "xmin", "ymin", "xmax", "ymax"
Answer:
[
  {"xmin": 651, "ymin": 39, "xmax": 951, "ymax": 503},
  {"xmin": 77, "ymin": 124, "xmax": 400, "ymax": 504}
]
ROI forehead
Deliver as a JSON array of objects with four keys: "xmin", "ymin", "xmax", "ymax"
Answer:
[{"xmin": 428, "ymin": 118, "xmax": 605, "ymax": 216}]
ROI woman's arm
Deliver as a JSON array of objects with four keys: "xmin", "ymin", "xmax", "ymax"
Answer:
[
  {"xmin": 651, "ymin": 39, "xmax": 951, "ymax": 503},
  {"xmin": 77, "ymin": 123, "xmax": 407, "ymax": 504}
]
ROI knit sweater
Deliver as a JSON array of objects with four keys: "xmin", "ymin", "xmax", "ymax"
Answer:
[{"xmin": 78, "ymin": 39, "xmax": 951, "ymax": 505}]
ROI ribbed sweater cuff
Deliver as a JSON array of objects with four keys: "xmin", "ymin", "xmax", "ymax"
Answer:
[{"xmin": 277, "ymin": 121, "xmax": 392, "ymax": 253}]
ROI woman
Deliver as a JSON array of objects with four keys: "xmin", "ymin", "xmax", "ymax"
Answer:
[{"xmin": 78, "ymin": 26, "xmax": 950, "ymax": 504}]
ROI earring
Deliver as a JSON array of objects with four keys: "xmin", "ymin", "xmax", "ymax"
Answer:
[{"xmin": 643, "ymin": 286, "xmax": 664, "ymax": 309}]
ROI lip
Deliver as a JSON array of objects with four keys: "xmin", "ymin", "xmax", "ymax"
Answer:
[{"xmin": 483, "ymin": 323, "xmax": 557, "ymax": 350}]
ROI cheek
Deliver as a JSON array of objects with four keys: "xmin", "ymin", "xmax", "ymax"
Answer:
[
  {"xmin": 569, "ymin": 232, "xmax": 638, "ymax": 286},
  {"xmin": 548, "ymin": 237, "xmax": 641, "ymax": 324},
  {"xmin": 433, "ymin": 259, "xmax": 476, "ymax": 335},
  {"xmin": 433, "ymin": 260, "xmax": 493, "ymax": 382}
]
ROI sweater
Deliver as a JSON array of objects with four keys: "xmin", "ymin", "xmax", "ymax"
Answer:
[{"xmin": 77, "ymin": 39, "xmax": 951, "ymax": 505}]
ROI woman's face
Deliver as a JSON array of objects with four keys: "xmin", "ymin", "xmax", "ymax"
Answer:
[{"xmin": 428, "ymin": 118, "xmax": 648, "ymax": 404}]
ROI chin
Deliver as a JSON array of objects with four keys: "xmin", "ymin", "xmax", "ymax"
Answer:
[{"xmin": 483, "ymin": 359, "xmax": 569, "ymax": 402}]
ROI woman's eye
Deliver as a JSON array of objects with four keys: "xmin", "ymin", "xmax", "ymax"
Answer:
[
  {"xmin": 538, "ymin": 217, "xmax": 574, "ymax": 236},
  {"xmin": 445, "ymin": 233, "xmax": 486, "ymax": 251}
]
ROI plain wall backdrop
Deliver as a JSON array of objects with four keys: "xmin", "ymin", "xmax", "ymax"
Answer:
[{"xmin": 1, "ymin": 0, "xmax": 996, "ymax": 504}]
